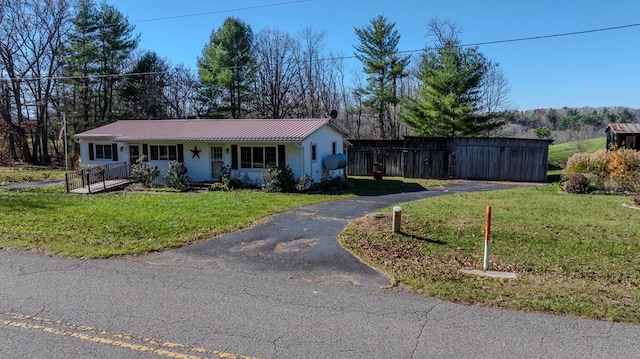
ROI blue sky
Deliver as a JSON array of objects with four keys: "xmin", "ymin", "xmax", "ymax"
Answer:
[{"xmin": 106, "ymin": 0, "xmax": 640, "ymax": 111}]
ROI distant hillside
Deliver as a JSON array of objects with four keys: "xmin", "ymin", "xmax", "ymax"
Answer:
[{"xmin": 497, "ymin": 106, "xmax": 638, "ymax": 144}]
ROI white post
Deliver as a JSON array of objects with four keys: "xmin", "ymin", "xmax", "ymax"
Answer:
[
  {"xmin": 392, "ymin": 206, "xmax": 402, "ymax": 233},
  {"xmin": 483, "ymin": 206, "xmax": 492, "ymax": 271},
  {"xmin": 63, "ymin": 114, "xmax": 68, "ymax": 175}
]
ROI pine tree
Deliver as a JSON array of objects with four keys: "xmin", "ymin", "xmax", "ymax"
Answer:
[
  {"xmin": 353, "ymin": 15, "xmax": 409, "ymax": 139},
  {"xmin": 64, "ymin": 0, "xmax": 138, "ymax": 128},
  {"xmin": 197, "ymin": 17, "xmax": 255, "ymax": 119},
  {"xmin": 401, "ymin": 22, "xmax": 502, "ymax": 136},
  {"xmin": 119, "ymin": 51, "xmax": 170, "ymax": 119}
]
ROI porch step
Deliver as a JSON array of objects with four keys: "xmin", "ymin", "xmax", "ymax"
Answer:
[{"xmin": 189, "ymin": 182, "xmax": 215, "ymax": 191}]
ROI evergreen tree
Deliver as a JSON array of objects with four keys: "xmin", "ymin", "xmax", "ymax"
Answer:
[
  {"xmin": 119, "ymin": 51, "xmax": 170, "ymax": 119},
  {"xmin": 64, "ymin": 0, "xmax": 138, "ymax": 129},
  {"xmin": 94, "ymin": 2, "xmax": 139, "ymax": 123},
  {"xmin": 353, "ymin": 15, "xmax": 409, "ymax": 139},
  {"xmin": 64, "ymin": 0, "xmax": 100, "ymax": 129},
  {"xmin": 401, "ymin": 20, "xmax": 502, "ymax": 136},
  {"xmin": 197, "ymin": 17, "xmax": 255, "ymax": 119}
]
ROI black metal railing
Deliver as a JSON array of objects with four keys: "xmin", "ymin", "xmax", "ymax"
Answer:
[{"xmin": 66, "ymin": 162, "xmax": 130, "ymax": 193}]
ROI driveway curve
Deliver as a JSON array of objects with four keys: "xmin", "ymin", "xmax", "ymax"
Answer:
[{"xmin": 142, "ymin": 180, "xmax": 542, "ymax": 287}]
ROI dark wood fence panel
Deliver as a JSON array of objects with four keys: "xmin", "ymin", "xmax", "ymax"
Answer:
[
  {"xmin": 347, "ymin": 137, "xmax": 551, "ymax": 182},
  {"xmin": 404, "ymin": 149, "xmax": 451, "ymax": 179},
  {"xmin": 346, "ymin": 140, "xmax": 404, "ymax": 176},
  {"xmin": 404, "ymin": 137, "xmax": 453, "ymax": 179},
  {"xmin": 454, "ymin": 138, "xmax": 549, "ymax": 182}
]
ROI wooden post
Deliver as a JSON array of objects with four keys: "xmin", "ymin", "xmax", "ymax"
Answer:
[{"xmin": 392, "ymin": 206, "xmax": 402, "ymax": 233}]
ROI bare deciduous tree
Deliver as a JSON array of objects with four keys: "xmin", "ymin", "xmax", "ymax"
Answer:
[
  {"xmin": 479, "ymin": 62, "xmax": 511, "ymax": 114},
  {"xmin": 253, "ymin": 27, "xmax": 299, "ymax": 119},
  {"xmin": 0, "ymin": 0, "xmax": 70, "ymax": 164},
  {"xmin": 164, "ymin": 64, "xmax": 200, "ymax": 119}
]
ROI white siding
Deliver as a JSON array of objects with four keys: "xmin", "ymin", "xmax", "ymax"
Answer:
[
  {"xmin": 182, "ymin": 143, "xmax": 211, "ymax": 182},
  {"xmin": 301, "ymin": 125, "xmax": 346, "ymax": 183}
]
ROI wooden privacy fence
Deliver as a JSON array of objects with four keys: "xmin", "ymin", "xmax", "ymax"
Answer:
[{"xmin": 347, "ymin": 137, "xmax": 552, "ymax": 182}]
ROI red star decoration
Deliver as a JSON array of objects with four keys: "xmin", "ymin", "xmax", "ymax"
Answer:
[{"xmin": 190, "ymin": 146, "xmax": 202, "ymax": 159}]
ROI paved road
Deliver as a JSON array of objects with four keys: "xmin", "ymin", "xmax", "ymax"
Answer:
[
  {"xmin": 2, "ymin": 180, "xmax": 63, "ymax": 189},
  {"xmin": 1, "ymin": 181, "xmax": 639, "ymax": 358}
]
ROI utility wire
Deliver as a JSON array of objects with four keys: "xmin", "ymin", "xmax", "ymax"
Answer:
[
  {"xmin": 90, "ymin": 1, "xmax": 311, "ymax": 29},
  {"xmin": 129, "ymin": 0, "xmax": 312, "ymax": 24},
  {"xmin": 466, "ymin": 22, "xmax": 640, "ymax": 47},
  {"xmin": 4, "ymin": 21, "xmax": 640, "ymax": 82}
]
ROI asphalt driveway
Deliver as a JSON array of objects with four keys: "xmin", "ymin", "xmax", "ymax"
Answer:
[{"xmin": 141, "ymin": 180, "xmax": 543, "ymax": 287}]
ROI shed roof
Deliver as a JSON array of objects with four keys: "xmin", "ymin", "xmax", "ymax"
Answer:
[
  {"xmin": 605, "ymin": 123, "xmax": 640, "ymax": 134},
  {"xmin": 73, "ymin": 119, "xmax": 347, "ymax": 142}
]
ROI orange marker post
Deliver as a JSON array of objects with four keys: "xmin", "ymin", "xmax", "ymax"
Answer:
[{"xmin": 483, "ymin": 206, "xmax": 492, "ymax": 271}]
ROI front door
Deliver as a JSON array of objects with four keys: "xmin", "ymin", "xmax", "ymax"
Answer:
[
  {"xmin": 129, "ymin": 145, "xmax": 140, "ymax": 164},
  {"xmin": 211, "ymin": 146, "xmax": 224, "ymax": 180}
]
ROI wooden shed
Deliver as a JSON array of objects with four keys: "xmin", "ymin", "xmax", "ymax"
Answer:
[
  {"xmin": 605, "ymin": 123, "xmax": 640, "ymax": 150},
  {"xmin": 347, "ymin": 137, "xmax": 552, "ymax": 182}
]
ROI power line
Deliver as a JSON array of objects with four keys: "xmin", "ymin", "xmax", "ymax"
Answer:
[
  {"xmin": 129, "ymin": 0, "xmax": 312, "ymax": 24},
  {"xmin": 466, "ymin": 22, "xmax": 640, "ymax": 47},
  {"xmin": 3, "ymin": 21, "xmax": 639, "ymax": 82}
]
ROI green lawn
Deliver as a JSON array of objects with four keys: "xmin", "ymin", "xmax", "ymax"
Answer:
[
  {"xmin": 548, "ymin": 137, "xmax": 606, "ymax": 168},
  {"xmin": 0, "ymin": 176, "xmax": 445, "ymax": 258},
  {"xmin": 338, "ymin": 184, "xmax": 640, "ymax": 323}
]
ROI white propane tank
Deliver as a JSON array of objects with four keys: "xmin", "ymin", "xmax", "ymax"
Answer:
[{"xmin": 324, "ymin": 153, "xmax": 347, "ymax": 170}]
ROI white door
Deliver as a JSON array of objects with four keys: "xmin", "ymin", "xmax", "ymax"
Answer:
[{"xmin": 211, "ymin": 146, "xmax": 224, "ymax": 180}]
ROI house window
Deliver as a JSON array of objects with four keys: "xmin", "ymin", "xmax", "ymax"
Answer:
[
  {"xmin": 129, "ymin": 145, "xmax": 140, "ymax": 163},
  {"xmin": 332, "ymin": 141, "xmax": 337, "ymax": 154},
  {"xmin": 311, "ymin": 143, "xmax": 317, "ymax": 161},
  {"xmin": 149, "ymin": 145, "xmax": 178, "ymax": 161},
  {"xmin": 95, "ymin": 144, "xmax": 112, "ymax": 160},
  {"xmin": 265, "ymin": 147, "xmax": 276, "ymax": 166},
  {"xmin": 240, "ymin": 146, "xmax": 277, "ymax": 169}
]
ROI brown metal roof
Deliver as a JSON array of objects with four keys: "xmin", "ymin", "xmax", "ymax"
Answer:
[
  {"xmin": 605, "ymin": 123, "xmax": 640, "ymax": 134},
  {"xmin": 73, "ymin": 119, "xmax": 346, "ymax": 142}
]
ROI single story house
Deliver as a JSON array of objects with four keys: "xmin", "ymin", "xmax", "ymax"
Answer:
[
  {"xmin": 605, "ymin": 123, "xmax": 640, "ymax": 150},
  {"xmin": 73, "ymin": 118, "xmax": 349, "ymax": 185}
]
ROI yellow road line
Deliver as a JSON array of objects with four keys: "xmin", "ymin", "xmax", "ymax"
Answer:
[{"xmin": 0, "ymin": 313, "xmax": 257, "ymax": 359}]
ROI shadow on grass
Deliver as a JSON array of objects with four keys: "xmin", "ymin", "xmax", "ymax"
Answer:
[
  {"xmin": 547, "ymin": 173, "xmax": 562, "ymax": 183},
  {"xmin": 332, "ymin": 177, "xmax": 428, "ymax": 196},
  {"xmin": 399, "ymin": 232, "xmax": 447, "ymax": 245}
]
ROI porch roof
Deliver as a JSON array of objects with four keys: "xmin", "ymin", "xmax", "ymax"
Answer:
[{"xmin": 73, "ymin": 119, "xmax": 347, "ymax": 142}]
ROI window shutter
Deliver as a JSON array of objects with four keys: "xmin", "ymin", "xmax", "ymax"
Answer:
[
  {"xmin": 142, "ymin": 144, "xmax": 148, "ymax": 161},
  {"xmin": 88, "ymin": 143, "xmax": 94, "ymax": 160},
  {"xmin": 112, "ymin": 144, "xmax": 118, "ymax": 161},
  {"xmin": 177, "ymin": 144, "xmax": 184, "ymax": 162},
  {"xmin": 231, "ymin": 145, "xmax": 238, "ymax": 170},
  {"xmin": 278, "ymin": 145, "xmax": 286, "ymax": 168}
]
